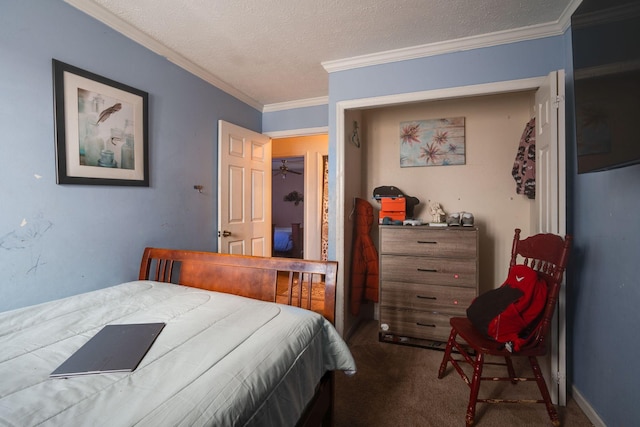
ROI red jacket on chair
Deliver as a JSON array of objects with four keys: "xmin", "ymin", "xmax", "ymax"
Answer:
[
  {"xmin": 466, "ymin": 264, "xmax": 547, "ymax": 352},
  {"xmin": 350, "ymin": 198, "xmax": 379, "ymax": 315}
]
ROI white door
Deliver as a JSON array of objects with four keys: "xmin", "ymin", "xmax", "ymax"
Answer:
[
  {"xmin": 534, "ymin": 70, "xmax": 567, "ymax": 405},
  {"xmin": 218, "ymin": 120, "xmax": 272, "ymax": 255}
]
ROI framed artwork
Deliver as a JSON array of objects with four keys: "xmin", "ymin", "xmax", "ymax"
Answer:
[
  {"xmin": 53, "ymin": 59, "xmax": 149, "ymax": 186},
  {"xmin": 399, "ymin": 117, "xmax": 465, "ymax": 167}
]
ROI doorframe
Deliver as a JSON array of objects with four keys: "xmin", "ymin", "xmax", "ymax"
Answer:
[
  {"xmin": 335, "ymin": 74, "xmax": 566, "ymax": 394},
  {"xmin": 264, "ymin": 128, "xmax": 328, "ymax": 261}
]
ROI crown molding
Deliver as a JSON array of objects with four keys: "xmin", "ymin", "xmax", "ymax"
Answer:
[
  {"xmin": 561, "ymin": 0, "xmax": 584, "ymax": 32},
  {"xmin": 263, "ymin": 96, "xmax": 329, "ymax": 113},
  {"xmin": 64, "ymin": 0, "xmax": 263, "ymax": 111},
  {"xmin": 323, "ymin": 2, "xmax": 580, "ymax": 73}
]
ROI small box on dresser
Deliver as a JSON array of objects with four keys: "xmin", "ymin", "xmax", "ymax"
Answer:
[
  {"xmin": 378, "ymin": 225, "xmax": 479, "ymax": 347},
  {"xmin": 378, "ymin": 197, "xmax": 406, "ymax": 224}
]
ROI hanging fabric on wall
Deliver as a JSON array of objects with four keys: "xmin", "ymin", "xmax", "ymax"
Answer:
[
  {"xmin": 349, "ymin": 198, "xmax": 379, "ymax": 316},
  {"xmin": 512, "ymin": 117, "xmax": 536, "ymax": 199}
]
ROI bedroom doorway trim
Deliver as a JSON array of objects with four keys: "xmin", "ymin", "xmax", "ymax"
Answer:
[{"xmin": 264, "ymin": 128, "xmax": 329, "ymax": 263}]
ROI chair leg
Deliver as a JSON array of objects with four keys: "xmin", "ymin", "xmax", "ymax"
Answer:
[
  {"xmin": 505, "ymin": 355, "xmax": 517, "ymax": 384},
  {"xmin": 529, "ymin": 356, "xmax": 560, "ymax": 427},
  {"xmin": 438, "ymin": 328, "xmax": 457, "ymax": 379},
  {"xmin": 465, "ymin": 351, "xmax": 484, "ymax": 427}
]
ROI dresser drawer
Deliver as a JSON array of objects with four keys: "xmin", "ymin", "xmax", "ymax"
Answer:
[
  {"xmin": 380, "ymin": 281, "xmax": 475, "ymax": 315},
  {"xmin": 380, "ymin": 255, "xmax": 477, "ymax": 287},
  {"xmin": 379, "ymin": 227, "xmax": 477, "ymax": 257},
  {"xmin": 380, "ymin": 307, "xmax": 455, "ymax": 342}
]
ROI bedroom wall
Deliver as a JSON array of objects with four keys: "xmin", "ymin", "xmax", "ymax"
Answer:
[
  {"xmin": 263, "ymin": 103, "xmax": 328, "ymax": 134},
  {"xmin": 272, "ymin": 163, "xmax": 304, "ymax": 227},
  {"xmin": 564, "ymin": 28, "xmax": 640, "ymax": 427},
  {"xmin": 0, "ymin": 0, "xmax": 260, "ymax": 312},
  {"xmin": 571, "ymin": 164, "xmax": 640, "ymax": 426}
]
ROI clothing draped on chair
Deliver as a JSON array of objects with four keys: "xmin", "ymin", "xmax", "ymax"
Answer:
[{"xmin": 349, "ymin": 198, "xmax": 379, "ymax": 315}]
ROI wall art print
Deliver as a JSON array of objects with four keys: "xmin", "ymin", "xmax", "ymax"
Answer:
[
  {"xmin": 53, "ymin": 59, "xmax": 149, "ymax": 186},
  {"xmin": 399, "ymin": 117, "xmax": 465, "ymax": 167}
]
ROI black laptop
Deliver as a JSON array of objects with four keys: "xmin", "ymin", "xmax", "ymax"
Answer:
[{"xmin": 50, "ymin": 322, "xmax": 166, "ymax": 378}]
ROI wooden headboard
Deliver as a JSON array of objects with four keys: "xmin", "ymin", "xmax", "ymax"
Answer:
[{"xmin": 139, "ymin": 247, "xmax": 338, "ymax": 324}]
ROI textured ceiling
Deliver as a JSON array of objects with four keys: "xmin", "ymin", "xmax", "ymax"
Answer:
[{"xmin": 66, "ymin": 0, "xmax": 577, "ymax": 109}]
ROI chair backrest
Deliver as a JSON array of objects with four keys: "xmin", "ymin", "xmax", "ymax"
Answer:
[{"xmin": 509, "ymin": 228, "xmax": 572, "ymax": 351}]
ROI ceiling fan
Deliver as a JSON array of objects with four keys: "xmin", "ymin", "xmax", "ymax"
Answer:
[{"xmin": 274, "ymin": 159, "xmax": 302, "ymax": 179}]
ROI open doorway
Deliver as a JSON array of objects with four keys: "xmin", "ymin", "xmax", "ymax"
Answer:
[
  {"xmin": 335, "ymin": 73, "xmax": 566, "ymax": 403},
  {"xmin": 271, "ymin": 134, "xmax": 328, "ymax": 262},
  {"xmin": 272, "ymin": 156, "xmax": 304, "ymax": 258}
]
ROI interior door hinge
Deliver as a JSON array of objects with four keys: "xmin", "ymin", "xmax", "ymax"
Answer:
[
  {"xmin": 554, "ymin": 371, "xmax": 566, "ymax": 384},
  {"xmin": 553, "ymin": 95, "xmax": 565, "ymax": 108}
]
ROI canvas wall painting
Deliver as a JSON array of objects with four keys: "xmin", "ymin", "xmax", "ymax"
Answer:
[{"xmin": 399, "ymin": 117, "xmax": 465, "ymax": 167}]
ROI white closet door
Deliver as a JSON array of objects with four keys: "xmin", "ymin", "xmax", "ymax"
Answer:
[{"xmin": 534, "ymin": 70, "xmax": 567, "ymax": 405}]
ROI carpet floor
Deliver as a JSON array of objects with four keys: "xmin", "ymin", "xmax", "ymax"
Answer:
[{"xmin": 334, "ymin": 320, "xmax": 594, "ymax": 427}]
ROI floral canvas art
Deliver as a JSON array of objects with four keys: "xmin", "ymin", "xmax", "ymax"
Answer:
[{"xmin": 399, "ymin": 117, "xmax": 465, "ymax": 167}]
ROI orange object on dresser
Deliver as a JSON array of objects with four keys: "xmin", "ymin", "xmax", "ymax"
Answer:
[
  {"xmin": 380, "ymin": 197, "xmax": 405, "ymax": 212},
  {"xmin": 379, "ymin": 197, "xmax": 406, "ymax": 223}
]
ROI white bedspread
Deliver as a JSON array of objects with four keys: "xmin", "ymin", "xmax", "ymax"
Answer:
[{"xmin": 0, "ymin": 281, "xmax": 356, "ymax": 426}]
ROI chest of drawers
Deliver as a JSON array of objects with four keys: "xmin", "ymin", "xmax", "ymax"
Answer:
[{"xmin": 378, "ymin": 226, "xmax": 479, "ymax": 345}]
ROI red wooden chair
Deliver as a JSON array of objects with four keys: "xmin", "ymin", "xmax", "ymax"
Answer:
[{"xmin": 438, "ymin": 228, "xmax": 572, "ymax": 426}]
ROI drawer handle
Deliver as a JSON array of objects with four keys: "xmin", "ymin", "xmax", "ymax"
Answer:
[
  {"xmin": 417, "ymin": 268, "xmax": 437, "ymax": 273},
  {"xmin": 416, "ymin": 295, "xmax": 436, "ymax": 300},
  {"xmin": 417, "ymin": 240, "xmax": 437, "ymax": 244},
  {"xmin": 416, "ymin": 322, "xmax": 436, "ymax": 328}
]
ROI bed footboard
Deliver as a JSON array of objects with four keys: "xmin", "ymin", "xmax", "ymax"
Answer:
[{"xmin": 139, "ymin": 247, "xmax": 338, "ymax": 324}]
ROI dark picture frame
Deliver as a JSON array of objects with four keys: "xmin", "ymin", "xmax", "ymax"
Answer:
[{"xmin": 53, "ymin": 59, "xmax": 149, "ymax": 186}]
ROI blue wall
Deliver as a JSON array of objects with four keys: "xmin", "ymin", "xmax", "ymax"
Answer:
[
  {"xmin": 566, "ymin": 23, "xmax": 640, "ymax": 426},
  {"xmin": 263, "ymin": 104, "xmax": 328, "ymax": 133},
  {"xmin": 0, "ymin": 0, "xmax": 260, "ymax": 311},
  {"xmin": 571, "ymin": 164, "xmax": 640, "ymax": 427}
]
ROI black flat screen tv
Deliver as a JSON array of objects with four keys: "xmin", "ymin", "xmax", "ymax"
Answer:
[{"xmin": 571, "ymin": 0, "xmax": 640, "ymax": 173}]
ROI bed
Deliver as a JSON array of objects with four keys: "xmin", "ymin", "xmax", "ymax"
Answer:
[
  {"xmin": 273, "ymin": 223, "xmax": 302, "ymax": 258},
  {"xmin": 0, "ymin": 248, "xmax": 355, "ymax": 426}
]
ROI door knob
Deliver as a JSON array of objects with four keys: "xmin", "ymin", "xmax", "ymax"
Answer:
[{"xmin": 218, "ymin": 230, "xmax": 232, "ymax": 237}]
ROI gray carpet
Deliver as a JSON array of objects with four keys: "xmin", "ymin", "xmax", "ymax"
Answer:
[{"xmin": 334, "ymin": 320, "xmax": 594, "ymax": 427}]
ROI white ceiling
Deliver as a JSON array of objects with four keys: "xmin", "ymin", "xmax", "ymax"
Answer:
[{"xmin": 65, "ymin": 0, "xmax": 579, "ymax": 110}]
